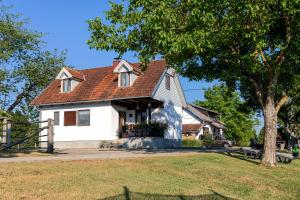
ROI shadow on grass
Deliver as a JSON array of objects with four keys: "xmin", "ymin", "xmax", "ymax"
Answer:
[
  {"xmin": 0, "ymin": 148, "xmax": 68, "ymax": 158},
  {"xmin": 119, "ymin": 148, "xmax": 231, "ymax": 155},
  {"xmin": 218, "ymin": 152, "xmax": 261, "ymax": 165},
  {"xmin": 100, "ymin": 186, "xmax": 234, "ymax": 200}
]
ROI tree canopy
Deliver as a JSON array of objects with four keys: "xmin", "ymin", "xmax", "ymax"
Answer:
[
  {"xmin": 0, "ymin": 3, "xmax": 65, "ymax": 119},
  {"xmin": 88, "ymin": 0, "xmax": 300, "ymax": 166},
  {"xmin": 195, "ymin": 85, "xmax": 258, "ymax": 146}
]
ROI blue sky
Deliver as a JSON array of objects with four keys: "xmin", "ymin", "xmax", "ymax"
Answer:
[{"xmin": 6, "ymin": 0, "xmax": 218, "ymax": 103}]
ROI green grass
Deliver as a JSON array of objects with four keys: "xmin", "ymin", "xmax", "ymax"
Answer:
[
  {"xmin": 0, "ymin": 153, "xmax": 299, "ymax": 200},
  {"xmin": 182, "ymin": 138, "xmax": 203, "ymax": 147}
]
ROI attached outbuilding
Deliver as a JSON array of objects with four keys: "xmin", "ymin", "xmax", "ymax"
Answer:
[{"xmin": 182, "ymin": 104, "xmax": 225, "ymax": 139}]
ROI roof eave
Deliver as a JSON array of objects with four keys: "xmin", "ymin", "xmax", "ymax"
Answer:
[{"xmin": 31, "ymin": 95, "xmax": 154, "ymax": 107}]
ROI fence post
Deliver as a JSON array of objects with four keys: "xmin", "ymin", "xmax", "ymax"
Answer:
[
  {"xmin": 6, "ymin": 119, "xmax": 11, "ymax": 146},
  {"xmin": 1, "ymin": 117, "xmax": 11, "ymax": 145},
  {"xmin": 47, "ymin": 118, "xmax": 54, "ymax": 153},
  {"xmin": 2, "ymin": 118, "xmax": 7, "ymax": 144}
]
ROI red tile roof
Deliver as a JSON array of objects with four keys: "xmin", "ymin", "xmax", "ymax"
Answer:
[
  {"xmin": 31, "ymin": 60, "xmax": 166, "ymax": 106},
  {"xmin": 65, "ymin": 67, "xmax": 85, "ymax": 80},
  {"xmin": 129, "ymin": 61, "xmax": 143, "ymax": 75},
  {"xmin": 182, "ymin": 124, "xmax": 203, "ymax": 133}
]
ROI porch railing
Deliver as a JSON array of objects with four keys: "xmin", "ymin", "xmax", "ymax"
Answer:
[{"xmin": 121, "ymin": 122, "xmax": 167, "ymax": 138}]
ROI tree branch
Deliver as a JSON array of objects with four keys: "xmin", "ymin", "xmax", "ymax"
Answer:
[
  {"xmin": 275, "ymin": 94, "xmax": 289, "ymax": 114},
  {"xmin": 276, "ymin": 15, "xmax": 293, "ymax": 65},
  {"xmin": 6, "ymin": 84, "xmax": 34, "ymax": 113},
  {"xmin": 275, "ymin": 52, "xmax": 285, "ymax": 65},
  {"xmin": 259, "ymin": 49, "xmax": 268, "ymax": 66},
  {"xmin": 249, "ymin": 78, "xmax": 264, "ymax": 107}
]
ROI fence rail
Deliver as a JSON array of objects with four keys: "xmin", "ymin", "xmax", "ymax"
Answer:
[{"xmin": 0, "ymin": 118, "xmax": 54, "ymax": 153}]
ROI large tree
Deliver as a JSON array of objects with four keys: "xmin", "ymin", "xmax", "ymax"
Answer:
[
  {"xmin": 0, "ymin": 3, "xmax": 65, "ymax": 119},
  {"xmin": 195, "ymin": 85, "xmax": 258, "ymax": 146},
  {"xmin": 88, "ymin": 0, "xmax": 300, "ymax": 166}
]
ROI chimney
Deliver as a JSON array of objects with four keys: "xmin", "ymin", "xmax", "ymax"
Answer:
[{"xmin": 112, "ymin": 57, "xmax": 121, "ymax": 68}]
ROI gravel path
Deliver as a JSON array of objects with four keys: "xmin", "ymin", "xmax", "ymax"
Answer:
[{"xmin": 0, "ymin": 148, "xmax": 232, "ymax": 163}]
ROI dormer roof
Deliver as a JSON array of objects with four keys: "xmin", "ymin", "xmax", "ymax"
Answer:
[
  {"xmin": 56, "ymin": 67, "xmax": 85, "ymax": 81},
  {"xmin": 113, "ymin": 60, "xmax": 143, "ymax": 75}
]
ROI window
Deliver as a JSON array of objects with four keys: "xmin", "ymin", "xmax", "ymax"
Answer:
[
  {"xmin": 64, "ymin": 111, "xmax": 76, "ymax": 126},
  {"xmin": 165, "ymin": 75, "xmax": 170, "ymax": 90},
  {"xmin": 120, "ymin": 72, "xmax": 130, "ymax": 87},
  {"xmin": 63, "ymin": 79, "xmax": 71, "ymax": 92},
  {"xmin": 54, "ymin": 111, "xmax": 60, "ymax": 126},
  {"xmin": 78, "ymin": 110, "xmax": 90, "ymax": 126}
]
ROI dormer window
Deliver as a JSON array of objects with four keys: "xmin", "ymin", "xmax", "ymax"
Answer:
[
  {"xmin": 113, "ymin": 60, "xmax": 142, "ymax": 87},
  {"xmin": 63, "ymin": 79, "xmax": 71, "ymax": 92},
  {"xmin": 120, "ymin": 72, "xmax": 130, "ymax": 87},
  {"xmin": 56, "ymin": 67, "xmax": 84, "ymax": 93}
]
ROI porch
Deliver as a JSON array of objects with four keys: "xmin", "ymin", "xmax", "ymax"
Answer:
[{"xmin": 111, "ymin": 97, "xmax": 166, "ymax": 138}]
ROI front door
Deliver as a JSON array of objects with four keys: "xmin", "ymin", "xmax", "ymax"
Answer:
[{"xmin": 118, "ymin": 111, "xmax": 126, "ymax": 138}]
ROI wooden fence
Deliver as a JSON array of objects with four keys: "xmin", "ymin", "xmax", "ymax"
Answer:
[{"xmin": 0, "ymin": 117, "xmax": 54, "ymax": 153}]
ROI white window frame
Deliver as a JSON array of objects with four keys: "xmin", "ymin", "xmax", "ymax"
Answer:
[
  {"xmin": 77, "ymin": 109, "xmax": 90, "ymax": 126},
  {"xmin": 120, "ymin": 72, "xmax": 130, "ymax": 87},
  {"xmin": 54, "ymin": 111, "xmax": 60, "ymax": 126},
  {"xmin": 62, "ymin": 78, "xmax": 72, "ymax": 93}
]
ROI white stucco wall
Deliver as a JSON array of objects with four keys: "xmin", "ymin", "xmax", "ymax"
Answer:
[
  {"xmin": 182, "ymin": 109, "xmax": 203, "ymax": 124},
  {"xmin": 151, "ymin": 70, "xmax": 185, "ymax": 140},
  {"xmin": 152, "ymin": 106, "xmax": 182, "ymax": 140},
  {"xmin": 39, "ymin": 101, "xmax": 118, "ymax": 143}
]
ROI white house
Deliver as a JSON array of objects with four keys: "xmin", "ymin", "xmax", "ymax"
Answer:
[
  {"xmin": 182, "ymin": 104, "xmax": 225, "ymax": 139},
  {"xmin": 31, "ymin": 60, "xmax": 187, "ymax": 148}
]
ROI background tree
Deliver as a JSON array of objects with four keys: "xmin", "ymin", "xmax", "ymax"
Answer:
[
  {"xmin": 278, "ymin": 76, "xmax": 300, "ymax": 138},
  {"xmin": 88, "ymin": 0, "xmax": 300, "ymax": 166},
  {"xmin": 258, "ymin": 128, "xmax": 265, "ymax": 144},
  {"xmin": 0, "ymin": 3, "xmax": 66, "ymax": 120},
  {"xmin": 195, "ymin": 85, "xmax": 258, "ymax": 146}
]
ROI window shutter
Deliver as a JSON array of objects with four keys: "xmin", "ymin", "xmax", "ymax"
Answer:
[{"xmin": 64, "ymin": 111, "xmax": 76, "ymax": 126}]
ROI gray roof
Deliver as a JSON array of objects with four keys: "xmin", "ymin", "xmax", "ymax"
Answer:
[
  {"xmin": 186, "ymin": 104, "xmax": 213, "ymax": 123},
  {"xmin": 185, "ymin": 104, "xmax": 226, "ymax": 129},
  {"xmin": 211, "ymin": 122, "xmax": 226, "ymax": 129},
  {"xmin": 189, "ymin": 103, "xmax": 220, "ymax": 115}
]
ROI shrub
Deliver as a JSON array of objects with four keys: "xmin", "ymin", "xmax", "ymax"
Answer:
[
  {"xmin": 182, "ymin": 139, "xmax": 203, "ymax": 147},
  {"xmin": 202, "ymin": 134, "xmax": 213, "ymax": 147}
]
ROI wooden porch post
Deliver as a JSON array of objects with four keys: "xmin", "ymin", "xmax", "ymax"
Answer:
[
  {"xmin": 6, "ymin": 119, "xmax": 11, "ymax": 146},
  {"xmin": 47, "ymin": 118, "xmax": 54, "ymax": 153},
  {"xmin": 147, "ymin": 102, "xmax": 152, "ymax": 124},
  {"xmin": 135, "ymin": 110, "xmax": 138, "ymax": 123}
]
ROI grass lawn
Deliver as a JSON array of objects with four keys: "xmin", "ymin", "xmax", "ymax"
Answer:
[{"xmin": 0, "ymin": 153, "xmax": 299, "ymax": 200}]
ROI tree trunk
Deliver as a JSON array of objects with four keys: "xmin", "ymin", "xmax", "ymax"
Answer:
[{"xmin": 261, "ymin": 97, "xmax": 277, "ymax": 167}]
